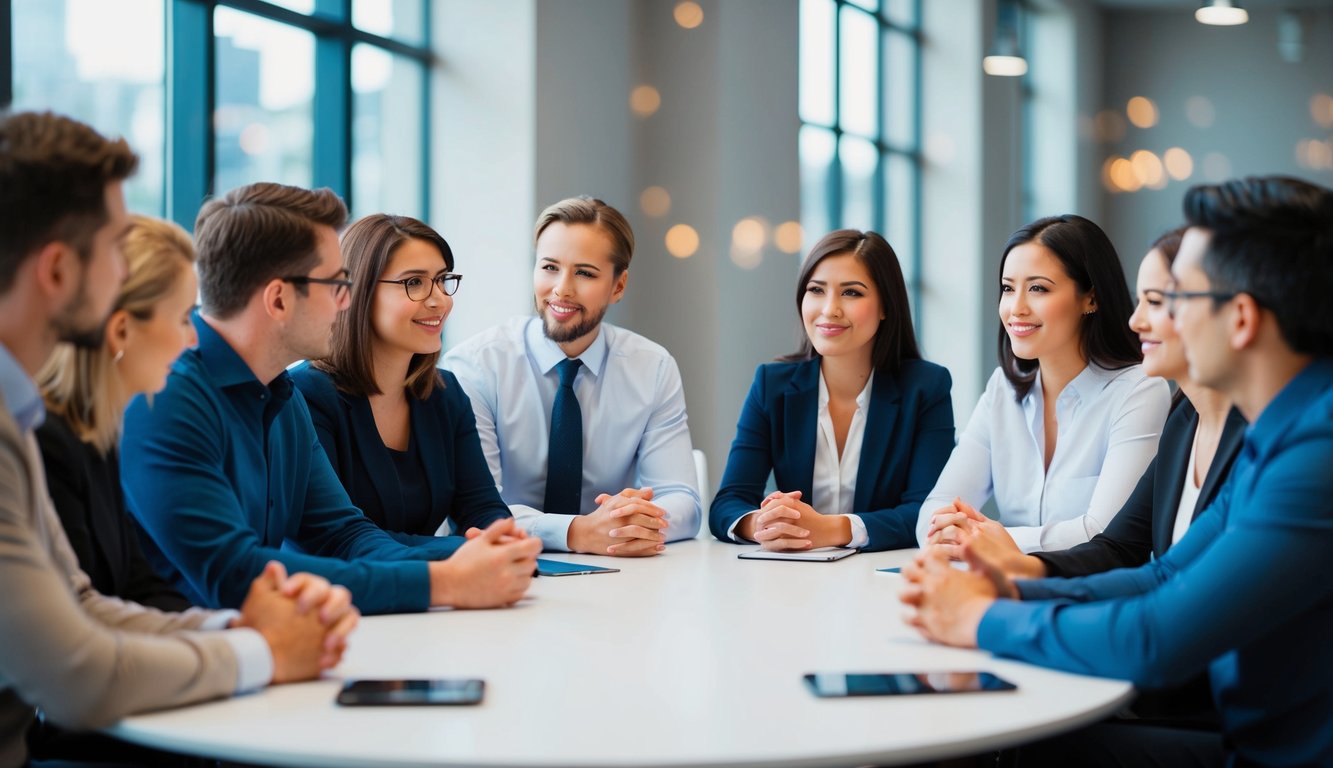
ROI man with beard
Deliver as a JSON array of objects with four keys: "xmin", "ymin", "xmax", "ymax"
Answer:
[
  {"xmin": 445, "ymin": 196, "xmax": 701, "ymax": 556},
  {"xmin": 120, "ymin": 181, "xmax": 540, "ymax": 615},
  {"xmin": 0, "ymin": 111, "xmax": 359, "ymax": 766}
]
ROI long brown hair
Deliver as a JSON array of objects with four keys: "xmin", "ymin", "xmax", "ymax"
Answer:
[
  {"xmin": 316, "ymin": 214, "xmax": 454, "ymax": 400},
  {"xmin": 779, "ymin": 229, "xmax": 921, "ymax": 376}
]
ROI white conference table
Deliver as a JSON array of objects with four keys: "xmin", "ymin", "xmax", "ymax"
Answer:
[{"xmin": 109, "ymin": 539, "xmax": 1133, "ymax": 767}]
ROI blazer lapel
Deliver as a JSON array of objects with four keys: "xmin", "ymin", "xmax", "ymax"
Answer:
[
  {"xmin": 854, "ymin": 372, "xmax": 899, "ymax": 512},
  {"xmin": 783, "ymin": 360, "xmax": 820, "ymax": 499},
  {"xmin": 1194, "ymin": 407, "xmax": 1247, "ymax": 520},
  {"xmin": 411, "ymin": 391, "xmax": 447, "ymax": 533},
  {"xmin": 346, "ymin": 393, "xmax": 405, "ymax": 530},
  {"xmin": 1152, "ymin": 406, "xmax": 1195, "ymax": 552}
]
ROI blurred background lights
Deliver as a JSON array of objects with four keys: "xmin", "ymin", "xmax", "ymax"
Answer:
[
  {"xmin": 665, "ymin": 224, "xmax": 699, "ymax": 259},
  {"xmin": 1107, "ymin": 156, "xmax": 1142, "ymax": 193},
  {"xmin": 640, "ymin": 186, "xmax": 671, "ymax": 218},
  {"xmin": 1126, "ymin": 96, "xmax": 1158, "ymax": 129},
  {"xmin": 1130, "ymin": 150, "xmax": 1166, "ymax": 189},
  {"xmin": 238, "ymin": 123, "xmax": 269, "ymax": 155},
  {"xmin": 1297, "ymin": 139, "xmax": 1333, "ymax": 171},
  {"xmin": 1163, "ymin": 147, "xmax": 1193, "ymax": 180},
  {"xmin": 673, "ymin": 1, "xmax": 704, "ymax": 29},
  {"xmin": 1185, "ymin": 96, "xmax": 1216, "ymax": 128},
  {"xmin": 1311, "ymin": 93, "xmax": 1333, "ymax": 129},
  {"xmin": 731, "ymin": 217, "xmax": 768, "ymax": 255},
  {"xmin": 730, "ymin": 246, "xmax": 763, "ymax": 270},
  {"xmin": 774, "ymin": 221, "xmax": 804, "ymax": 254},
  {"xmin": 629, "ymin": 85, "xmax": 661, "ymax": 118}
]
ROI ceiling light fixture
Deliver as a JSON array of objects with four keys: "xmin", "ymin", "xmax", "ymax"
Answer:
[
  {"xmin": 984, "ymin": 0, "xmax": 1028, "ymax": 77},
  {"xmin": 1196, "ymin": 0, "xmax": 1248, "ymax": 26}
]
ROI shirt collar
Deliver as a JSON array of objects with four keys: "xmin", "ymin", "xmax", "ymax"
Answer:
[
  {"xmin": 192, "ymin": 311, "xmax": 273, "ymax": 388},
  {"xmin": 0, "ymin": 341, "xmax": 44, "ymax": 431},
  {"xmin": 1244, "ymin": 357, "xmax": 1333, "ymax": 457},
  {"xmin": 817, "ymin": 369, "xmax": 875, "ymax": 411},
  {"xmin": 525, "ymin": 316, "xmax": 608, "ymax": 379},
  {"xmin": 1029, "ymin": 362, "xmax": 1119, "ymax": 407}
]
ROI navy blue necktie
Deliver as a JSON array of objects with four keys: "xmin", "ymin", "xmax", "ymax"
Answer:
[{"xmin": 543, "ymin": 358, "xmax": 584, "ymax": 516}]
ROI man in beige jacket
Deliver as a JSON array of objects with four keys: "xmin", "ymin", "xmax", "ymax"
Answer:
[{"xmin": 0, "ymin": 110, "xmax": 360, "ymax": 766}]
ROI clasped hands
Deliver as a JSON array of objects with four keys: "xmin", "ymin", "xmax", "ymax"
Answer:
[
  {"xmin": 233, "ymin": 561, "xmax": 360, "ymax": 684},
  {"xmin": 567, "ymin": 486, "xmax": 669, "ymax": 557},
  {"xmin": 738, "ymin": 490, "xmax": 851, "ymax": 551},
  {"xmin": 900, "ymin": 504, "xmax": 1024, "ymax": 648}
]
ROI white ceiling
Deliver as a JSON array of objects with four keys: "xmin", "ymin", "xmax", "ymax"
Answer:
[{"xmin": 1096, "ymin": 0, "xmax": 1333, "ymax": 8}]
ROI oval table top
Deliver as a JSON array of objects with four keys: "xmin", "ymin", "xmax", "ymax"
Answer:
[{"xmin": 109, "ymin": 538, "xmax": 1133, "ymax": 767}]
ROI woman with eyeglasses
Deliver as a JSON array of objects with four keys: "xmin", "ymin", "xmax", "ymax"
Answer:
[
  {"xmin": 36, "ymin": 215, "xmax": 198, "ymax": 611},
  {"xmin": 292, "ymin": 214, "xmax": 511, "ymax": 541},
  {"xmin": 917, "ymin": 215, "xmax": 1171, "ymax": 555}
]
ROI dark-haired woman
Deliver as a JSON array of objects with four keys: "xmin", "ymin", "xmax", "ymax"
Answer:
[
  {"xmin": 709, "ymin": 230, "xmax": 955, "ymax": 552},
  {"xmin": 917, "ymin": 215, "xmax": 1170, "ymax": 554},
  {"xmin": 292, "ymin": 214, "xmax": 511, "ymax": 542}
]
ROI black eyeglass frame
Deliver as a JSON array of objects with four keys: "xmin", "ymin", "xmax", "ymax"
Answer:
[
  {"xmin": 281, "ymin": 273, "xmax": 354, "ymax": 299},
  {"xmin": 1160, "ymin": 288, "xmax": 1239, "ymax": 319},
  {"xmin": 378, "ymin": 273, "xmax": 463, "ymax": 302}
]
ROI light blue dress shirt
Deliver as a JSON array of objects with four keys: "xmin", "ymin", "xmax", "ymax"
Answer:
[
  {"xmin": 443, "ymin": 316, "xmax": 702, "ymax": 551},
  {"xmin": 919, "ymin": 364, "xmax": 1169, "ymax": 552},
  {"xmin": 0, "ymin": 342, "xmax": 270, "ymax": 692}
]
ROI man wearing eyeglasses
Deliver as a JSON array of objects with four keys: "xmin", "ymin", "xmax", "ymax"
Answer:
[
  {"xmin": 122, "ymin": 182, "xmax": 540, "ymax": 616},
  {"xmin": 900, "ymin": 176, "xmax": 1333, "ymax": 767}
]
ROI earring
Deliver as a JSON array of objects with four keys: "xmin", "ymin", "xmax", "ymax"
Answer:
[{"xmin": 112, "ymin": 349, "xmax": 124, "ymax": 365}]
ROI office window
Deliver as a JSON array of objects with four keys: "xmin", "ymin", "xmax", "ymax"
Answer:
[
  {"xmin": 9, "ymin": 0, "xmax": 167, "ymax": 216},
  {"xmin": 799, "ymin": 0, "xmax": 922, "ymax": 320},
  {"xmin": 3, "ymin": 0, "xmax": 433, "ymax": 227}
]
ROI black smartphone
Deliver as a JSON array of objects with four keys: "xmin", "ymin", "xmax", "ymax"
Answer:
[
  {"xmin": 336, "ymin": 679, "xmax": 485, "ymax": 706},
  {"xmin": 803, "ymin": 672, "xmax": 1017, "ymax": 697}
]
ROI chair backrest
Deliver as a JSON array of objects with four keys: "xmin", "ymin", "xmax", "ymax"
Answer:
[{"xmin": 692, "ymin": 448, "xmax": 710, "ymax": 512}]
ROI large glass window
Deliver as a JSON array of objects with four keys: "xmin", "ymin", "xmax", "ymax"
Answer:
[
  {"xmin": 799, "ymin": 0, "xmax": 922, "ymax": 319},
  {"xmin": 10, "ymin": 0, "xmax": 166, "ymax": 216},
  {"xmin": 3, "ymin": 0, "xmax": 432, "ymax": 226}
]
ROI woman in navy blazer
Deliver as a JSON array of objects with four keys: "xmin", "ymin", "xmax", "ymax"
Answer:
[
  {"xmin": 292, "ymin": 214, "xmax": 510, "ymax": 542},
  {"xmin": 710, "ymin": 230, "xmax": 954, "ymax": 552}
]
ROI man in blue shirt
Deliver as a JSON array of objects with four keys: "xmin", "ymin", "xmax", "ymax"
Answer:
[
  {"xmin": 122, "ymin": 182, "xmax": 541, "ymax": 615},
  {"xmin": 0, "ymin": 111, "xmax": 358, "ymax": 766},
  {"xmin": 444, "ymin": 196, "xmax": 702, "ymax": 555},
  {"xmin": 901, "ymin": 176, "xmax": 1333, "ymax": 767}
]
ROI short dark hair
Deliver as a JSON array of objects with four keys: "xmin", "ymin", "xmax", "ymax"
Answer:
[
  {"xmin": 779, "ymin": 229, "xmax": 921, "ymax": 376},
  {"xmin": 0, "ymin": 111, "xmax": 139, "ymax": 294},
  {"xmin": 194, "ymin": 182, "xmax": 347, "ymax": 318},
  {"xmin": 533, "ymin": 196, "xmax": 634, "ymax": 275},
  {"xmin": 317, "ymin": 214, "xmax": 454, "ymax": 400},
  {"xmin": 1183, "ymin": 176, "xmax": 1333, "ymax": 357},
  {"xmin": 998, "ymin": 214, "xmax": 1141, "ymax": 400}
]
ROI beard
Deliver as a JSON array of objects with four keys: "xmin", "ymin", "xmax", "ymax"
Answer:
[
  {"xmin": 52, "ymin": 276, "xmax": 109, "ymax": 350},
  {"xmin": 538, "ymin": 299, "xmax": 607, "ymax": 344}
]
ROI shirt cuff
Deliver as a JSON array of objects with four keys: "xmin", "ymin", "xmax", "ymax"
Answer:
[
  {"xmin": 200, "ymin": 609, "xmax": 240, "ymax": 631},
  {"xmin": 222, "ymin": 627, "xmax": 274, "ymax": 693},
  {"xmin": 975, "ymin": 598, "xmax": 1041, "ymax": 656},
  {"xmin": 727, "ymin": 512, "xmax": 756, "ymax": 543},
  {"xmin": 844, "ymin": 514, "xmax": 869, "ymax": 549}
]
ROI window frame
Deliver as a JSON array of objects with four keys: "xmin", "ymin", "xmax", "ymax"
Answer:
[{"xmin": 799, "ymin": 0, "xmax": 924, "ymax": 332}]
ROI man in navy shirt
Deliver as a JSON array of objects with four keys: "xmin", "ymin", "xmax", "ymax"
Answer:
[
  {"xmin": 901, "ymin": 176, "xmax": 1333, "ymax": 767},
  {"xmin": 122, "ymin": 182, "xmax": 540, "ymax": 615}
]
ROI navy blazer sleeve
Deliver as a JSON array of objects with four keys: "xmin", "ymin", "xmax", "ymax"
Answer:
[{"xmin": 709, "ymin": 366, "xmax": 774, "ymax": 542}]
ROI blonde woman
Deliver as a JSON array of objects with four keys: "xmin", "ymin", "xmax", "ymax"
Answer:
[{"xmin": 37, "ymin": 214, "xmax": 199, "ymax": 611}]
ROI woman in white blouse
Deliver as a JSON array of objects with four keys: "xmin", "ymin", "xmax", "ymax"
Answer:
[{"xmin": 917, "ymin": 214, "xmax": 1171, "ymax": 554}]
